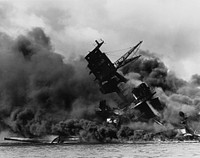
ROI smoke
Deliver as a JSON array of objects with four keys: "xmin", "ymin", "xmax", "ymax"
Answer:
[
  {"xmin": 0, "ymin": 27, "xmax": 200, "ymax": 142},
  {"xmin": 191, "ymin": 74, "xmax": 200, "ymax": 86},
  {"xmin": 0, "ymin": 27, "xmax": 106, "ymax": 137},
  {"xmin": 122, "ymin": 54, "xmax": 186, "ymax": 93},
  {"xmin": 120, "ymin": 51, "xmax": 200, "ymax": 132}
]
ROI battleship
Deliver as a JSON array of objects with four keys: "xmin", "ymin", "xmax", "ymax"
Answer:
[
  {"xmin": 4, "ymin": 40, "xmax": 200, "ymax": 144},
  {"xmin": 85, "ymin": 40, "xmax": 164, "ymax": 125},
  {"xmin": 85, "ymin": 40, "xmax": 200, "ymax": 142}
]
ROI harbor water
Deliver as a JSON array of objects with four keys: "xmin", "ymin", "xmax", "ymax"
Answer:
[{"xmin": 1, "ymin": 142, "xmax": 200, "ymax": 158}]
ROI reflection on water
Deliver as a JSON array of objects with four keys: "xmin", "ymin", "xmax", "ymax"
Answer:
[{"xmin": 1, "ymin": 142, "xmax": 200, "ymax": 158}]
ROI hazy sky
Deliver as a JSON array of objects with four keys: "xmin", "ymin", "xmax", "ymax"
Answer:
[{"xmin": 0, "ymin": 0, "xmax": 200, "ymax": 80}]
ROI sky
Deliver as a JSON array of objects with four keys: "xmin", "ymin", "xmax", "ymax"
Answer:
[{"xmin": 0, "ymin": 0, "xmax": 200, "ymax": 80}]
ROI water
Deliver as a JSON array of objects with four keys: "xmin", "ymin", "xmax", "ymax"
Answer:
[{"xmin": 1, "ymin": 142, "xmax": 200, "ymax": 158}]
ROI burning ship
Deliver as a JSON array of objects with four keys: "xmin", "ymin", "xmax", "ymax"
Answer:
[
  {"xmin": 84, "ymin": 40, "xmax": 200, "ymax": 142},
  {"xmin": 4, "ymin": 39, "xmax": 200, "ymax": 144},
  {"xmin": 85, "ymin": 40, "xmax": 164, "ymax": 125}
]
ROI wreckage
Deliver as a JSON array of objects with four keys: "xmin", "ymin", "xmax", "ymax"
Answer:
[
  {"xmin": 85, "ymin": 40, "xmax": 200, "ymax": 142},
  {"xmin": 85, "ymin": 40, "xmax": 164, "ymax": 125},
  {"xmin": 4, "ymin": 135, "xmax": 81, "ymax": 144},
  {"xmin": 4, "ymin": 40, "xmax": 200, "ymax": 144}
]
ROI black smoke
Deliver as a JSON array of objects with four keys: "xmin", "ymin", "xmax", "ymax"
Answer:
[
  {"xmin": 122, "ymin": 53, "xmax": 186, "ymax": 93},
  {"xmin": 1, "ymin": 28, "xmax": 200, "ymax": 142},
  {"xmin": 0, "ymin": 27, "xmax": 107, "ymax": 137},
  {"xmin": 191, "ymin": 74, "xmax": 200, "ymax": 86},
  {"xmin": 121, "ymin": 51, "xmax": 200, "ymax": 134}
]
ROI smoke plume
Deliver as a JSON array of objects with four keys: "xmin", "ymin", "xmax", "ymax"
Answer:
[
  {"xmin": 121, "ymin": 52, "xmax": 200, "ymax": 133},
  {"xmin": 0, "ymin": 27, "xmax": 200, "ymax": 142},
  {"xmin": 0, "ymin": 27, "xmax": 107, "ymax": 137}
]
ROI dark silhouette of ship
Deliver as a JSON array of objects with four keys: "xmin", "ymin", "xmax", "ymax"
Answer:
[
  {"xmin": 4, "ymin": 40, "xmax": 199, "ymax": 144},
  {"xmin": 85, "ymin": 40, "xmax": 164, "ymax": 125}
]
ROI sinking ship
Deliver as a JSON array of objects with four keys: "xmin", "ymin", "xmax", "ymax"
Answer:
[
  {"xmin": 85, "ymin": 40, "xmax": 164, "ymax": 125},
  {"xmin": 4, "ymin": 40, "xmax": 200, "ymax": 144},
  {"xmin": 85, "ymin": 40, "xmax": 200, "ymax": 142}
]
